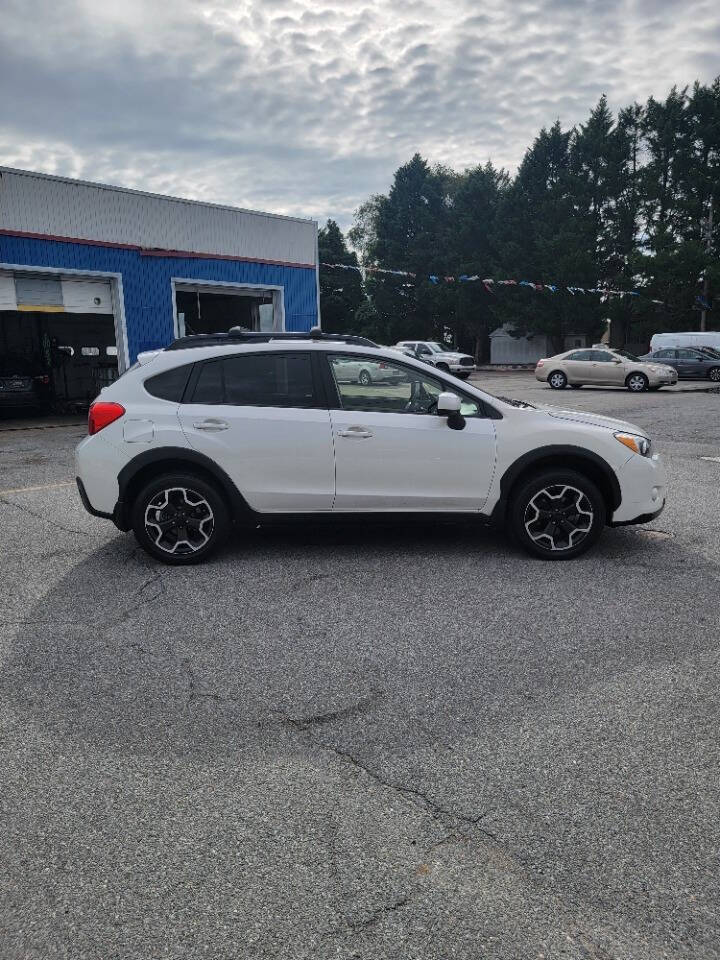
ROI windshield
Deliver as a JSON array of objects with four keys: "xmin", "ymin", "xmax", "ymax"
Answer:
[
  {"xmin": 614, "ymin": 349, "xmax": 640, "ymax": 362},
  {"xmin": 426, "ymin": 342, "xmax": 447, "ymax": 354},
  {"xmin": 700, "ymin": 347, "xmax": 720, "ymax": 358}
]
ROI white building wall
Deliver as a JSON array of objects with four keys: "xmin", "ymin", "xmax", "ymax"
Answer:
[
  {"xmin": 490, "ymin": 331, "xmax": 549, "ymax": 364},
  {"xmin": 0, "ymin": 167, "xmax": 317, "ymax": 267}
]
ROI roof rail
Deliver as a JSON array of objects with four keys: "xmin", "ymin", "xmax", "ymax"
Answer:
[{"xmin": 165, "ymin": 326, "xmax": 378, "ymax": 351}]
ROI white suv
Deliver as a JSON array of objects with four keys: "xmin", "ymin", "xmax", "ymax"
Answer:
[{"xmin": 76, "ymin": 329, "xmax": 667, "ymax": 565}]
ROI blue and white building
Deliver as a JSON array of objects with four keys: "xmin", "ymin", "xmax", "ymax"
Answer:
[{"xmin": 0, "ymin": 167, "xmax": 319, "ymax": 404}]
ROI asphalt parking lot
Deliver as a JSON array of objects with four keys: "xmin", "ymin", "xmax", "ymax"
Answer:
[{"xmin": 2, "ymin": 374, "xmax": 720, "ymax": 959}]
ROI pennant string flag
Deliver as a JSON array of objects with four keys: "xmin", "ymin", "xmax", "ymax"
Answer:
[{"xmin": 320, "ymin": 263, "xmax": 667, "ymax": 305}]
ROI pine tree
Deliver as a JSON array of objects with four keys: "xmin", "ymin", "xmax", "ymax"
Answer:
[{"xmin": 317, "ymin": 220, "xmax": 363, "ymax": 334}]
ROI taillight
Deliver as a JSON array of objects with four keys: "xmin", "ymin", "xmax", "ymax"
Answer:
[
  {"xmin": 88, "ymin": 401, "xmax": 125, "ymax": 435},
  {"xmin": 34, "ymin": 374, "xmax": 50, "ymax": 385},
  {"xmin": 536, "ymin": 359, "xmax": 545, "ymax": 367},
  {"xmin": 379, "ymin": 362, "xmax": 387, "ymax": 369}
]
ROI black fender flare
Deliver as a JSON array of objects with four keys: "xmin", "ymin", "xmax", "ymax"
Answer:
[
  {"xmin": 114, "ymin": 446, "xmax": 254, "ymax": 530},
  {"xmin": 491, "ymin": 444, "xmax": 621, "ymax": 524}
]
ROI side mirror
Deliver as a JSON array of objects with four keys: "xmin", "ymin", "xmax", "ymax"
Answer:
[{"xmin": 437, "ymin": 391, "xmax": 465, "ymax": 430}]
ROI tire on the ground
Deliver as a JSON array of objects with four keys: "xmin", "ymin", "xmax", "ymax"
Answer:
[
  {"xmin": 548, "ymin": 370, "xmax": 567, "ymax": 389},
  {"xmin": 436, "ymin": 362, "xmax": 450, "ymax": 373},
  {"xmin": 509, "ymin": 468, "xmax": 606, "ymax": 561},
  {"xmin": 708, "ymin": 367, "xmax": 720, "ymax": 382},
  {"xmin": 131, "ymin": 471, "xmax": 230, "ymax": 565},
  {"xmin": 626, "ymin": 372, "xmax": 649, "ymax": 392}
]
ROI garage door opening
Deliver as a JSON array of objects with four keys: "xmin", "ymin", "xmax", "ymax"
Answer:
[
  {"xmin": 0, "ymin": 270, "xmax": 120, "ymax": 420},
  {"xmin": 174, "ymin": 281, "xmax": 284, "ymax": 338}
]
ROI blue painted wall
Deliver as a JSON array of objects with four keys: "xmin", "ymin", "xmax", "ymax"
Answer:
[{"xmin": 0, "ymin": 234, "xmax": 318, "ymax": 363}]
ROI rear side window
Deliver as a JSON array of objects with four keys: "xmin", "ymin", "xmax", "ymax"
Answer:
[
  {"xmin": 145, "ymin": 364, "xmax": 193, "ymax": 401},
  {"xmin": 567, "ymin": 350, "xmax": 593, "ymax": 361},
  {"xmin": 190, "ymin": 353, "xmax": 317, "ymax": 408}
]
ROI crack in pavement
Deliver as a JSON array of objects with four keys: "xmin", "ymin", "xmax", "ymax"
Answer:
[
  {"xmin": 0, "ymin": 494, "xmax": 90, "ymax": 536},
  {"xmin": 274, "ymin": 709, "xmax": 497, "ymax": 840}
]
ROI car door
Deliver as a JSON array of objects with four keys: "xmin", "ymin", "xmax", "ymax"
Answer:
[
  {"xmin": 678, "ymin": 349, "xmax": 705, "ymax": 377},
  {"xmin": 562, "ymin": 349, "xmax": 595, "ymax": 381},
  {"xmin": 591, "ymin": 350, "xmax": 625, "ymax": 384},
  {"xmin": 177, "ymin": 351, "xmax": 335, "ymax": 512},
  {"xmin": 323, "ymin": 353, "xmax": 496, "ymax": 511}
]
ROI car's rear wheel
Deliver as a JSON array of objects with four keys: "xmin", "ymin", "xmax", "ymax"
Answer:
[
  {"xmin": 626, "ymin": 372, "xmax": 649, "ymax": 392},
  {"xmin": 548, "ymin": 370, "xmax": 567, "ymax": 389},
  {"xmin": 358, "ymin": 369, "xmax": 372, "ymax": 385},
  {"xmin": 510, "ymin": 469, "xmax": 606, "ymax": 560},
  {"xmin": 708, "ymin": 367, "xmax": 720, "ymax": 382},
  {"xmin": 131, "ymin": 472, "xmax": 229, "ymax": 565}
]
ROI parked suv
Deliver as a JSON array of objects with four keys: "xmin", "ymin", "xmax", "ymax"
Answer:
[
  {"xmin": 395, "ymin": 341, "xmax": 476, "ymax": 378},
  {"xmin": 76, "ymin": 329, "xmax": 666, "ymax": 565}
]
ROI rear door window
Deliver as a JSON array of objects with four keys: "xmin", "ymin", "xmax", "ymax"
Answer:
[{"xmin": 189, "ymin": 353, "xmax": 317, "ymax": 408}]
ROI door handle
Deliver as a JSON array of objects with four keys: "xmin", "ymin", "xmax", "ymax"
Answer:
[
  {"xmin": 337, "ymin": 426, "xmax": 373, "ymax": 439},
  {"xmin": 193, "ymin": 418, "xmax": 229, "ymax": 431}
]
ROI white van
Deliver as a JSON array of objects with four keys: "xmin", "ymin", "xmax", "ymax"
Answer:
[{"xmin": 650, "ymin": 331, "xmax": 720, "ymax": 352}]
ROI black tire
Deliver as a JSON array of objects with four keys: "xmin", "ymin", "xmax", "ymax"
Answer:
[
  {"xmin": 626, "ymin": 372, "xmax": 649, "ymax": 392},
  {"xmin": 358, "ymin": 369, "xmax": 372, "ymax": 386},
  {"xmin": 570, "ymin": 384, "xmax": 583, "ymax": 389},
  {"xmin": 436, "ymin": 362, "xmax": 450, "ymax": 373},
  {"xmin": 548, "ymin": 370, "xmax": 567, "ymax": 390},
  {"xmin": 708, "ymin": 367, "xmax": 720, "ymax": 383},
  {"xmin": 457, "ymin": 372, "xmax": 471, "ymax": 380},
  {"xmin": 131, "ymin": 472, "xmax": 230, "ymax": 565},
  {"xmin": 509, "ymin": 469, "xmax": 606, "ymax": 561}
]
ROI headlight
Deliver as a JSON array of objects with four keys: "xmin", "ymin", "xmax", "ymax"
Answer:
[{"xmin": 615, "ymin": 432, "xmax": 652, "ymax": 456}]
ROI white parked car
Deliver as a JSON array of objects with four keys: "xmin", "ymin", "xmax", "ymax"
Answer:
[
  {"xmin": 76, "ymin": 329, "xmax": 666, "ymax": 564},
  {"xmin": 331, "ymin": 355, "xmax": 402, "ymax": 385},
  {"xmin": 395, "ymin": 341, "xmax": 476, "ymax": 378}
]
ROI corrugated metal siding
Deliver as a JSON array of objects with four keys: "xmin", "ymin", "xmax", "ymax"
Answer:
[
  {"xmin": 490, "ymin": 332, "xmax": 549, "ymax": 364},
  {"xmin": 0, "ymin": 167, "xmax": 317, "ymax": 266},
  {"xmin": 0, "ymin": 234, "xmax": 318, "ymax": 362}
]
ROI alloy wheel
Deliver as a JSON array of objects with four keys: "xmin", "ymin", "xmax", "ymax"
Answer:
[
  {"xmin": 144, "ymin": 487, "xmax": 214, "ymax": 555},
  {"xmin": 524, "ymin": 484, "xmax": 594, "ymax": 552},
  {"xmin": 549, "ymin": 372, "xmax": 566, "ymax": 389},
  {"xmin": 709, "ymin": 367, "xmax": 720, "ymax": 382},
  {"xmin": 627, "ymin": 374, "xmax": 647, "ymax": 392}
]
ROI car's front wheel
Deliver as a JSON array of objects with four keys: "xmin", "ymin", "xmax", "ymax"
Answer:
[
  {"xmin": 548, "ymin": 370, "xmax": 567, "ymax": 389},
  {"xmin": 509, "ymin": 469, "xmax": 606, "ymax": 560},
  {"xmin": 436, "ymin": 362, "xmax": 450, "ymax": 373},
  {"xmin": 626, "ymin": 372, "xmax": 649, "ymax": 392},
  {"xmin": 708, "ymin": 366, "xmax": 720, "ymax": 382},
  {"xmin": 131, "ymin": 472, "xmax": 230, "ymax": 565}
]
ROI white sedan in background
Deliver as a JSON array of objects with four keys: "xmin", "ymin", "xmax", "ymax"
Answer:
[{"xmin": 331, "ymin": 355, "xmax": 404, "ymax": 385}]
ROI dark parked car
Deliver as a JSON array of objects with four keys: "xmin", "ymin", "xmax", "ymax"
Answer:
[
  {"xmin": 0, "ymin": 355, "xmax": 51, "ymax": 411},
  {"xmin": 639, "ymin": 347, "xmax": 720, "ymax": 382}
]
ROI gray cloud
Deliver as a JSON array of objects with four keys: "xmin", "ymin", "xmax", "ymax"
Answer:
[{"xmin": 0, "ymin": 0, "xmax": 718, "ymax": 229}]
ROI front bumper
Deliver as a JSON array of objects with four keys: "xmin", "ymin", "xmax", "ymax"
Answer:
[
  {"xmin": 449, "ymin": 363, "xmax": 476, "ymax": 374},
  {"xmin": 611, "ymin": 452, "xmax": 667, "ymax": 524}
]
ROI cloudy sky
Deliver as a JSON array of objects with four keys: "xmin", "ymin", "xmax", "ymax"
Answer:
[{"xmin": 1, "ymin": 0, "xmax": 718, "ymax": 229}]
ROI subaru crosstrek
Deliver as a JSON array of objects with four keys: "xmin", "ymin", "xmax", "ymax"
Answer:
[{"xmin": 76, "ymin": 328, "xmax": 667, "ymax": 564}]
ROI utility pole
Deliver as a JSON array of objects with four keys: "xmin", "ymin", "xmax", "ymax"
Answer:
[{"xmin": 701, "ymin": 196, "xmax": 713, "ymax": 332}]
